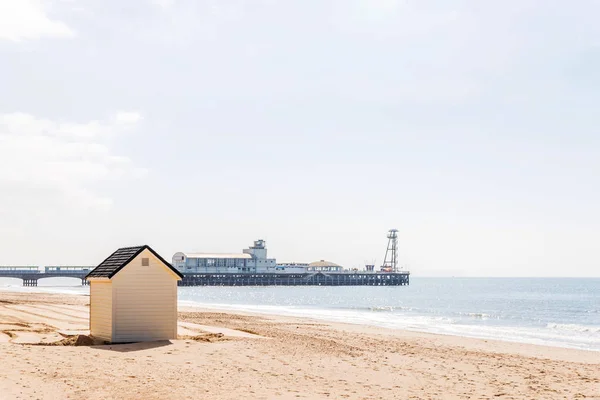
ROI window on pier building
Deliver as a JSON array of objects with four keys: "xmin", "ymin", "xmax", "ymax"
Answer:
[{"xmin": 186, "ymin": 258, "xmax": 199, "ymax": 268}]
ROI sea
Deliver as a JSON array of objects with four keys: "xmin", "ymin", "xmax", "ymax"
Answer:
[{"xmin": 1, "ymin": 277, "xmax": 599, "ymax": 352}]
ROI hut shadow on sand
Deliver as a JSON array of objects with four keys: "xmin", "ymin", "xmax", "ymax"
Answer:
[
  {"xmin": 93, "ymin": 340, "xmax": 173, "ymax": 353},
  {"xmin": 32, "ymin": 334, "xmax": 174, "ymax": 353}
]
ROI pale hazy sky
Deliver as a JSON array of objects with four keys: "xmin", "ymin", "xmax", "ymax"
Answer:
[{"xmin": 0, "ymin": 0, "xmax": 598, "ymax": 277}]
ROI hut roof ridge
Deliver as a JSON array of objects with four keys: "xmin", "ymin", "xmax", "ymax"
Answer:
[{"xmin": 85, "ymin": 245, "xmax": 183, "ymax": 280}]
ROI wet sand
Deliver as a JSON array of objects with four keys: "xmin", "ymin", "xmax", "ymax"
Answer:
[{"xmin": 0, "ymin": 290, "xmax": 598, "ymax": 400}]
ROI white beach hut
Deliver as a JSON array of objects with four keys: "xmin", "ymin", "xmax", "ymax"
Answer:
[{"xmin": 85, "ymin": 245, "xmax": 183, "ymax": 343}]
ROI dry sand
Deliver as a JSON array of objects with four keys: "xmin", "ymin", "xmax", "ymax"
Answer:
[{"xmin": 0, "ymin": 291, "xmax": 598, "ymax": 400}]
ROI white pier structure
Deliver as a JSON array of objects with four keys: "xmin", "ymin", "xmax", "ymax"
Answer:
[{"xmin": 173, "ymin": 239, "xmax": 278, "ymax": 273}]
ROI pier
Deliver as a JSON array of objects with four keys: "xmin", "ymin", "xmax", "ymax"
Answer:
[
  {"xmin": 173, "ymin": 235, "xmax": 411, "ymax": 286},
  {"xmin": 1, "ymin": 267, "xmax": 410, "ymax": 287},
  {"xmin": 178, "ymin": 271, "xmax": 410, "ymax": 286},
  {"xmin": 0, "ymin": 267, "xmax": 91, "ymax": 286}
]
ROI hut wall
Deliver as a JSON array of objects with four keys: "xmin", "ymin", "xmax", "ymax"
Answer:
[
  {"xmin": 111, "ymin": 249, "xmax": 178, "ymax": 343},
  {"xmin": 90, "ymin": 281, "xmax": 113, "ymax": 341}
]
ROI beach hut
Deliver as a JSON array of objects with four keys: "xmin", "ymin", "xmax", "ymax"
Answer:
[{"xmin": 85, "ymin": 245, "xmax": 183, "ymax": 343}]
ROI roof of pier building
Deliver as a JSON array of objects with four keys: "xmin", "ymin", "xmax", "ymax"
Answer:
[
  {"xmin": 308, "ymin": 260, "xmax": 342, "ymax": 268},
  {"xmin": 180, "ymin": 253, "xmax": 253, "ymax": 259}
]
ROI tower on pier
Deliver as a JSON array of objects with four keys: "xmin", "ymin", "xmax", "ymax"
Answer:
[{"xmin": 381, "ymin": 229, "xmax": 399, "ymax": 272}]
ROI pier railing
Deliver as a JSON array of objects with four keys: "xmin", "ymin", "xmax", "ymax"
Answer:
[{"xmin": 178, "ymin": 271, "xmax": 410, "ymax": 286}]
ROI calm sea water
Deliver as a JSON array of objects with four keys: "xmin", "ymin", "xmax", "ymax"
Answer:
[{"xmin": 1, "ymin": 277, "xmax": 599, "ymax": 351}]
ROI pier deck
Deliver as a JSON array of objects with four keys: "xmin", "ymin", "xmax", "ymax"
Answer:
[
  {"xmin": 1, "ymin": 269, "xmax": 410, "ymax": 287},
  {"xmin": 178, "ymin": 272, "xmax": 410, "ymax": 286},
  {"xmin": 0, "ymin": 270, "xmax": 89, "ymax": 286}
]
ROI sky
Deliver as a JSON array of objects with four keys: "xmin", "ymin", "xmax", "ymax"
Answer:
[{"xmin": 0, "ymin": 0, "xmax": 598, "ymax": 277}]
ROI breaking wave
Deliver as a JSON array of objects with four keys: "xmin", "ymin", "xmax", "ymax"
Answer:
[
  {"xmin": 369, "ymin": 306, "xmax": 413, "ymax": 312},
  {"xmin": 465, "ymin": 312, "xmax": 491, "ymax": 319},
  {"xmin": 546, "ymin": 323, "xmax": 600, "ymax": 333}
]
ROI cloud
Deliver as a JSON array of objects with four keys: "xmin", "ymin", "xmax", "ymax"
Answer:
[
  {"xmin": 113, "ymin": 111, "xmax": 143, "ymax": 124},
  {"xmin": 349, "ymin": 0, "xmax": 406, "ymax": 21},
  {"xmin": 0, "ymin": 0, "xmax": 75, "ymax": 41},
  {"xmin": 152, "ymin": 0, "xmax": 176, "ymax": 10},
  {"xmin": 0, "ymin": 112, "xmax": 147, "ymax": 210}
]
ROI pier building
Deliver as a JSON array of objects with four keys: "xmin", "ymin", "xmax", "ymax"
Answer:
[
  {"xmin": 275, "ymin": 262, "xmax": 310, "ymax": 273},
  {"xmin": 307, "ymin": 260, "xmax": 343, "ymax": 272},
  {"xmin": 172, "ymin": 239, "xmax": 277, "ymax": 273}
]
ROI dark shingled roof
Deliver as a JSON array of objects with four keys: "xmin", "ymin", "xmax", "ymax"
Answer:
[{"xmin": 85, "ymin": 245, "xmax": 183, "ymax": 280}]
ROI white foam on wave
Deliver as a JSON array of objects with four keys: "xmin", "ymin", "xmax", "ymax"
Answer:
[
  {"xmin": 370, "ymin": 306, "xmax": 398, "ymax": 312},
  {"xmin": 428, "ymin": 321, "xmax": 600, "ymax": 351},
  {"xmin": 547, "ymin": 323, "xmax": 600, "ymax": 333},
  {"xmin": 465, "ymin": 312, "xmax": 491, "ymax": 319}
]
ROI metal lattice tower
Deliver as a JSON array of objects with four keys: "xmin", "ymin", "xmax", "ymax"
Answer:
[{"xmin": 381, "ymin": 229, "xmax": 399, "ymax": 272}]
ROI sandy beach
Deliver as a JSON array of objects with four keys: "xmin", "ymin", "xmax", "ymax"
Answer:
[{"xmin": 0, "ymin": 291, "xmax": 598, "ymax": 400}]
